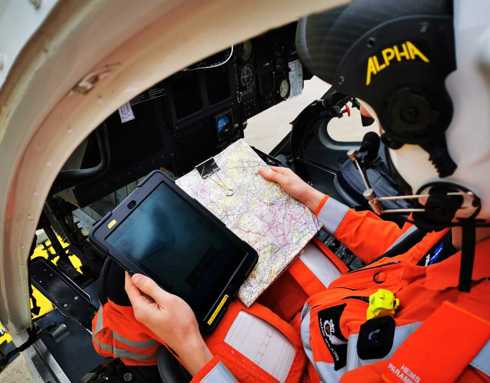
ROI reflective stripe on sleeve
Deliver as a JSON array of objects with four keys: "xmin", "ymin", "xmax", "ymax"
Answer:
[
  {"xmin": 201, "ymin": 362, "xmax": 237, "ymax": 383},
  {"xmin": 93, "ymin": 337, "xmax": 158, "ymax": 361},
  {"xmin": 382, "ymin": 225, "xmax": 418, "ymax": 253},
  {"xmin": 95, "ymin": 306, "xmax": 104, "ymax": 333},
  {"xmin": 92, "ymin": 305, "xmax": 158, "ymax": 362},
  {"xmin": 114, "ymin": 346, "xmax": 158, "ymax": 361},
  {"xmin": 113, "ymin": 332, "xmax": 158, "ymax": 349},
  {"xmin": 93, "ymin": 337, "xmax": 113, "ymax": 353},
  {"xmin": 317, "ymin": 198, "xmax": 349, "ymax": 234}
]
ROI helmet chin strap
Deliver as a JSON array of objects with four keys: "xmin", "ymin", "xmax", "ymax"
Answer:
[
  {"xmin": 348, "ymin": 137, "xmax": 479, "ymax": 221},
  {"xmin": 360, "ymin": 190, "xmax": 471, "ymax": 217},
  {"xmin": 460, "ymin": 220, "xmax": 476, "ymax": 292},
  {"xmin": 349, "ymin": 139, "xmax": 486, "ymax": 292}
]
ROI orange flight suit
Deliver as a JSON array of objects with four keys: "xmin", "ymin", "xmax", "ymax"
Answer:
[
  {"xmin": 192, "ymin": 196, "xmax": 489, "ymax": 382},
  {"xmin": 92, "ymin": 196, "xmax": 490, "ymax": 382}
]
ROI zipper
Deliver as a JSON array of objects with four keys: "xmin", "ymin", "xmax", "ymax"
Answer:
[
  {"xmin": 347, "ymin": 261, "xmax": 400, "ymax": 273},
  {"xmin": 330, "ymin": 261, "xmax": 401, "ymax": 291},
  {"xmin": 332, "ymin": 286, "xmax": 359, "ymax": 291},
  {"xmin": 343, "ymin": 295, "xmax": 369, "ymax": 303}
]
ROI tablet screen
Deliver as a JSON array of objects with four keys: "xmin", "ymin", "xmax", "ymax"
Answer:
[{"xmin": 106, "ymin": 182, "xmax": 244, "ymax": 319}]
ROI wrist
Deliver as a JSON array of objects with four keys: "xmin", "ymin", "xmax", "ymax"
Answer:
[
  {"xmin": 176, "ymin": 334, "xmax": 212, "ymax": 376},
  {"xmin": 304, "ymin": 188, "xmax": 326, "ymax": 212}
]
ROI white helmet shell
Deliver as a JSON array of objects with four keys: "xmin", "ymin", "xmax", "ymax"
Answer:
[{"xmin": 388, "ymin": 0, "xmax": 490, "ymax": 220}]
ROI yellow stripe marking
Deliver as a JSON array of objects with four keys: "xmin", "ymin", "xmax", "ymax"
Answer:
[{"xmin": 207, "ymin": 294, "xmax": 229, "ymax": 326}]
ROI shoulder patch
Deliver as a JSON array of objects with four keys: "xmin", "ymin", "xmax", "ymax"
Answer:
[{"xmin": 318, "ymin": 304, "xmax": 348, "ymax": 370}]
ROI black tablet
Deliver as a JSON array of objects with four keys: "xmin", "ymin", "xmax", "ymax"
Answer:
[{"xmin": 90, "ymin": 170, "xmax": 257, "ymax": 333}]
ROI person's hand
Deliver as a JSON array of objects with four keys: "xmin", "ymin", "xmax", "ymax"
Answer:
[
  {"xmin": 258, "ymin": 166, "xmax": 325, "ymax": 212},
  {"xmin": 124, "ymin": 273, "xmax": 212, "ymax": 375}
]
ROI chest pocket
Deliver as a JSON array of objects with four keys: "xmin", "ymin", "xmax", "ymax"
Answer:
[{"xmin": 205, "ymin": 301, "xmax": 307, "ymax": 383}]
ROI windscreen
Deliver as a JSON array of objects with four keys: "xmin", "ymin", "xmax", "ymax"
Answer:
[{"xmin": 106, "ymin": 182, "xmax": 244, "ymax": 319}]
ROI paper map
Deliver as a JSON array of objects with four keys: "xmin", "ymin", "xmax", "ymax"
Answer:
[{"xmin": 176, "ymin": 139, "xmax": 319, "ymax": 306}]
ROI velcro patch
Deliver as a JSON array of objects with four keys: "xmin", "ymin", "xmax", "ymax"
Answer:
[{"xmin": 357, "ymin": 316, "xmax": 395, "ymax": 360}]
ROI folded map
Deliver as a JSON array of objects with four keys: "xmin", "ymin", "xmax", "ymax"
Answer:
[{"xmin": 176, "ymin": 139, "xmax": 320, "ymax": 306}]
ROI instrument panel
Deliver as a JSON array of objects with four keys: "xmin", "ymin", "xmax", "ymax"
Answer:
[{"xmin": 54, "ymin": 22, "xmax": 307, "ymax": 207}]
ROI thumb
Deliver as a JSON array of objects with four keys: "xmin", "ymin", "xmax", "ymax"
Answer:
[
  {"xmin": 132, "ymin": 273, "xmax": 175, "ymax": 305},
  {"xmin": 258, "ymin": 167, "xmax": 285, "ymax": 185}
]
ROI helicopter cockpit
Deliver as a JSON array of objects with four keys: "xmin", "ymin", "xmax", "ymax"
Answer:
[{"xmin": 1, "ymin": 10, "xmax": 414, "ymax": 383}]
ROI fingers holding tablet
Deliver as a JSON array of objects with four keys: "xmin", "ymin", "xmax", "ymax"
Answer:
[
  {"xmin": 124, "ymin": 272, "xmax": 160, "ymax": 319},
  {"xmin": 126, "ymin": 273, "xmax": 171, "ymax": 309},
  {"xmin": 124, "ymin": 272, "xmax": 212, "ymax": 375},
  {"xmin": 124, "ymin": 272, "xmax": 198, "ymax": 342}
]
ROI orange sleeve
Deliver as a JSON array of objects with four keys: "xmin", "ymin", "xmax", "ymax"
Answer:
[
  {"xmin": 334, "ymin": 210, "xmax": 411, "ymax": 264},
  {"xmin": 316, "ymin": 197, "xmax": 410, "ymax": 264}
]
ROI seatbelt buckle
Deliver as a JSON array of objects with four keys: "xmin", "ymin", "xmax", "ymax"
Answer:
[{"xmin": 366, "ymin": 289, "xmax": 400, "ymax": 320}]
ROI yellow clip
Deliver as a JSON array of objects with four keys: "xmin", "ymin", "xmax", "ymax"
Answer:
[
  {"xmin": 366, "ymin": 289, "xmax": 400, "ymax": 320},
  {"xmin": 107, "ymin": 219, "xmax": 117, "ymax": 229}
]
